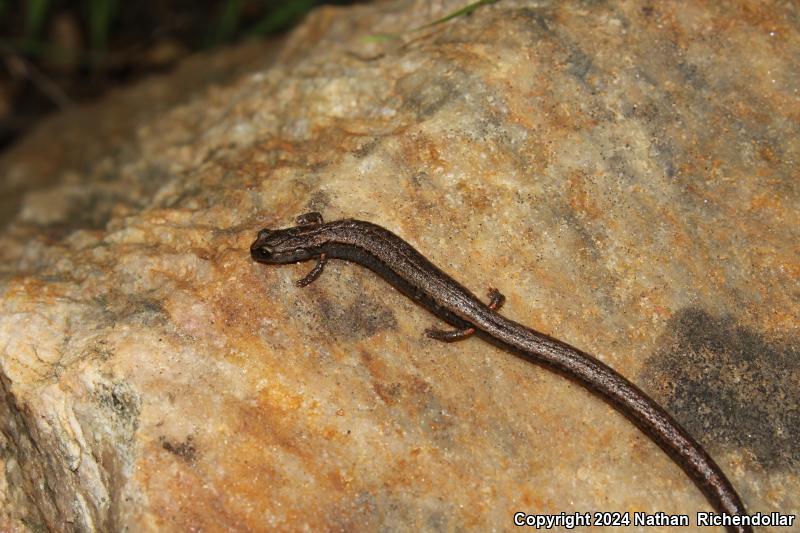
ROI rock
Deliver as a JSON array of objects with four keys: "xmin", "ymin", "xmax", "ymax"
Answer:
[{"xmin": 1, "ymin": 1, "xmax": 797, "ymax": 531}]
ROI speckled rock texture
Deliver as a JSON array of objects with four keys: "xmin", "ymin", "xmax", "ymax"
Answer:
[{"xmin": 0, "ymin": 1, "xmax": 798, "ymax": 531}]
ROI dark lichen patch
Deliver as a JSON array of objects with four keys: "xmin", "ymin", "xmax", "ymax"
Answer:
[
  {"xmin": 134, "ymin": 299, "xmax": 170, "ymax": 326},
  {"xmin": 160, "ymin": 435, "xmax": 196, "ymax": 462},
  {"xmin": 676, "ymin": 61, "xmax": 708, "ymax": 91},
  {"xmin": 641, "ymin": 307, "xmax": 800, "ymax": 472},
  {"xmin": 95, "ymin": 293, "xmax": 169, "ymax": 327},
  {"xmin": 426, "ymin": 509, "xmax": 451, "ymax": 532},
  {"xmin": 87, "ymin": 340, "xmax": 114, "ymax": 361},
  {"xmin": 565, "ymin": 46, "xmax": 595, "ymax": 86},
  {"xmin": 397, "ymin": 70, "xmax": 459, "ymax": 119},
  {"xmin": 373, "ymin": 382, "xmax": 403, "ymax": 406},
  {"xmin": 311, "ymin": 289, "xmax": 398, "ymax": 341},
  {"xmin": 352, "ymin": 138, "xmax": 380, "ymax": 159},
  {"xmin": 408, "ymin": 171, "xmax": 432, "ymax": 190},
  {"xmin": 93, "ymin": 381, "xmax": 141, "ymax": 436},
  {"xmin": 61, "ymin": 188, "xmax": 140, "ymax": 232},
  {"xmin": 510, "ymin": 6, "xmax": 556, "ymax": 35},
  {"xmin": 304, "ymin": 190, "xmax": 331, "ymax": 215}
]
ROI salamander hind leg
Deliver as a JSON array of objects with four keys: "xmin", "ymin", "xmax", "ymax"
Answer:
[
  {"xmin": 425, "ymin": 287, "xmax": 505, "ymax": 343},
  {"xmin": 485, "ymin": 287, "xmax": 505, "ymax": 309},
  {"xmin": 425, "ymin": 327, "xmax": 475, "ymax": 342}
]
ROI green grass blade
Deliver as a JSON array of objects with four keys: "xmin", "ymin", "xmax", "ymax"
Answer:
[
  {"xmin": 249, "ymin": 0, "xmax": 315, "ymax": 36},
  {"xmin": 414, "ymin": 0, "xmax": 500, "ymax": 30},
  {"xmin": 365, "ymin": 0, "xmax": 501, "ymax": 42}
]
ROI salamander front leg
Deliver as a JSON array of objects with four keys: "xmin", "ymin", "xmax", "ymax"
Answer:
[
  {"xmin": 294, "ymin": 212, "xmax": 326, "ymax": 286},
  {"xmin": 296, "ymin": 212, "xmax": 324, "ymax": 226},
  {"xmin": 296, "ymin": 254, "xmax": 327, "ymax": 287},
  {"xmin": 425, "ymin": 288, "xmax": 505, "ymax": 342}
]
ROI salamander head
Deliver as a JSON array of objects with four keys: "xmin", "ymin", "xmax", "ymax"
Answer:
[{"xmin": 250, "ymin": 225, "xmax": 324, "ymax": 263}]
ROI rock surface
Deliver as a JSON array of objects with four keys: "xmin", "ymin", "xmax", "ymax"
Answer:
[{"xmin": 1, "ymin": 0, "xmax": 798, "ymax": 531}]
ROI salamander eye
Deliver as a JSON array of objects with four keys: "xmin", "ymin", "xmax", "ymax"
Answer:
[
  {"xmin": 250, "ymin": 229, "xmax": 276, "ymax": 260},
  {"xmin": 250, "ymin": 245, "xmax": 273, "ymax": 261}
]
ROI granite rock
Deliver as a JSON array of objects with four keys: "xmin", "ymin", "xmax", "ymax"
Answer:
[{"xmin": 0, "ymin": 1, "xmax": 798, "ymax": 531}]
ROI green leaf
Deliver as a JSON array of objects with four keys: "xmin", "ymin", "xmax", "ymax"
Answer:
[
  {"xmin": 86, "ymin": 0, "xmax": 118, "ymax": 54},
  {"xmin": 210, "ymin": 0, "xmax": 245, "ymax": 45},
  {"xmin": 24, "ymin": 0, "xmax": 52, "ymax": 39}
]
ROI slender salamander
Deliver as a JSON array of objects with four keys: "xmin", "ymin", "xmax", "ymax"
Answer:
[{"xmin": 250, "ymin": 212, "xmax": 751, "ymax": 533}]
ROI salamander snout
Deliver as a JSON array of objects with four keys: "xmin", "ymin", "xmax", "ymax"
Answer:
[{"xmin": 250, "ymin": 229, "xmax": 275, "ymax": 262}]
